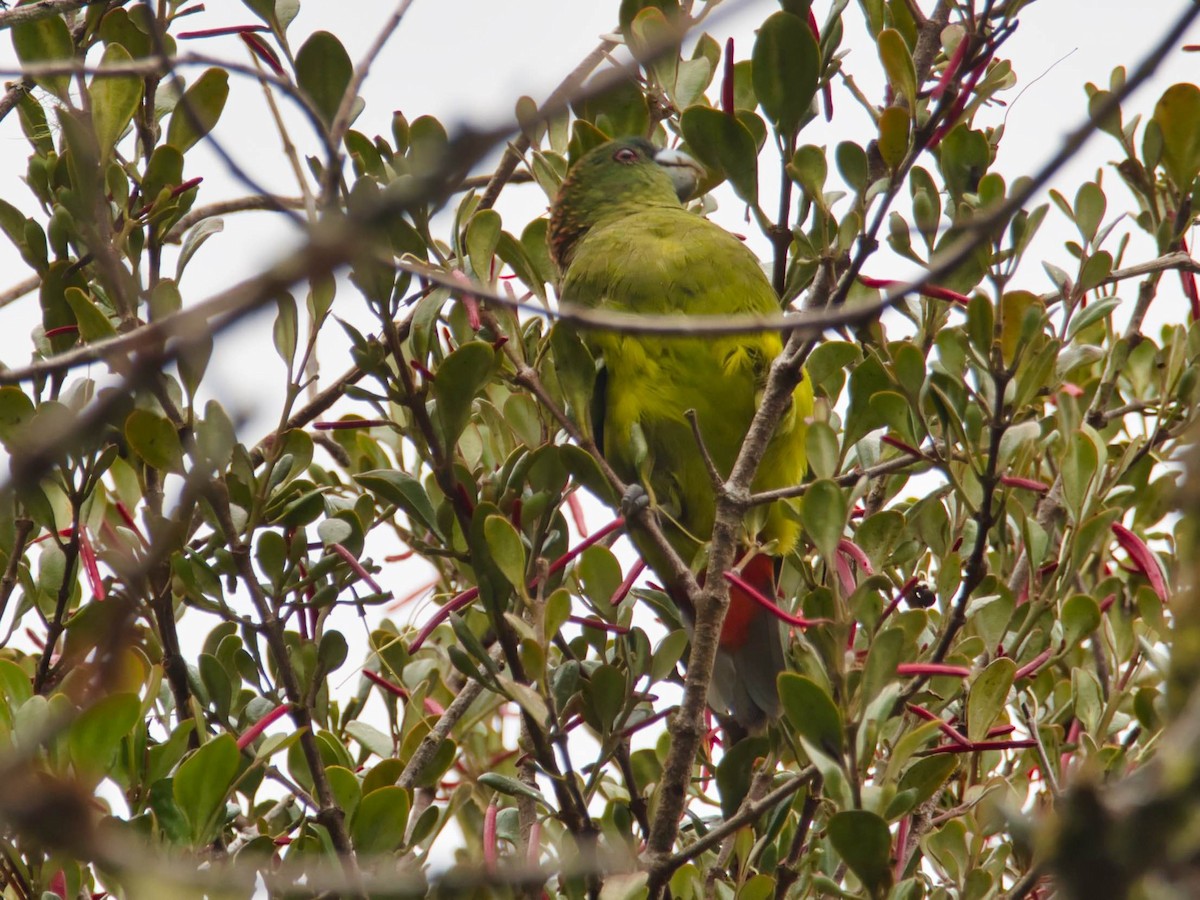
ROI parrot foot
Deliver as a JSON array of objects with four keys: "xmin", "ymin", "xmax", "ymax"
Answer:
[{"xmin": 620, "ymin": 484, "xmax": 651, "ymax": 519}]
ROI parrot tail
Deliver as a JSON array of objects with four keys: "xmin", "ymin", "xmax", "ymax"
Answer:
[{"xmin": 687, "ymin": 554, "xmax": 788, "ymax": 734}]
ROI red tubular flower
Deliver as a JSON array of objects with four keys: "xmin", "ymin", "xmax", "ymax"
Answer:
[
  {"xmin": 897, "ymin": 662, "xmax": 971, "ymax": 678},
  {"xmin": 610, "ymin": 558, "xmax": 646, "ymax": 606},
  {"xmin": 932, "ymin": 35, "xmax": 969, "ymax": 101},
  {"xmin": 1001, "ymin": 475, "xmax": 1051, "ymax": 493},
  {"xmin": 1014, "ymin": 646, "xmax": 1054, "ymax": 680},
  {"xmin": 568, "ymin": 615, "xmax": 630, "ymax": 635},
  {"xmin": 1179, "ymin": 237, "xmax": 1199, "ymax": 319},
  {"xmin": 837, "ymin": 538, "xmax": 874, "ymax": 575},
  {"xmin": 924, "ymin": 739, "xmax": 1036, "ymax": 755},
  {"xmin": 906, "ymin": 702, "xmax": 970, "ymax": 746},
  {"xmin": 880, "ymin": 437, "xmax": 923, "ymax": 465},
  {"xmin": 178, "ymin": 24, "xmax": 269, "ymax": 39},
  {"xmin": 79, "ymin": 527, "xmax": 105, "ymax": 601},
  {"xmin": 1111, "ymin": 522, "xmax": 1169, "ymax": 602},
  {"xmin": 483, "ymin": 802, "xmax": 499, "ymax": 872},
  {"xmin": 806, "ymin": 10, "xmax": 833, "ymax": 121},
  {"xmin": 859, "ymin": 275, "xmax": 971, "ymax": 306},
  {"xmin": 240, "ymin": 32, "xmax": 285, "ymax": 76},
  {"xmin": 237, "ymin": 702, "xmax": 290, "ymax": 751},
  {"xmin": 566, "ymin": 490, "xmax": 588, "ymax": 537},
  {"xmin": 330, "ymin": 543, "xmax": 383, "ymax": 594},
  {"xmin": 451, "ymin": 270, "xmax": 482, "ymax": 331},
  {"xmin": 723, "ymin": 570, "xmax": 830, "ymax": 629}
]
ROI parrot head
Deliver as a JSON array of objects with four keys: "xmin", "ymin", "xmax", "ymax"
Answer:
[{"xmin": 549, "ymin": 137, "xmax": 705, "ymax": 271}]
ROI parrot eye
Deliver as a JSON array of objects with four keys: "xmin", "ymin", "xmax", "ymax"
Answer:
[{"xmin": 612, "ymin": 147, "xmax": 640, "ymax": 164}]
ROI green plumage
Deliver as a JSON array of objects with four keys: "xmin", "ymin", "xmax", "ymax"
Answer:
[{"xmin": 549, "ymin": 137, "xmax": 812, "ymax": 727}]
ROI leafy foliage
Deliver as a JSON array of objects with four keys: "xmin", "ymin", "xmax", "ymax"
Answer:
[{"xmin": 0, "ymin": 1, "xmax": 1195, "ymax": 898}]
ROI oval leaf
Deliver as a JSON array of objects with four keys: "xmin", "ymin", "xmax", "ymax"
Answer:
[
  {"xmin": 125, "ymin": 409, "xmax": 184, "ymax": 472},
  {"xmin": 1153, "ymin": 83, "xmax": 1200, "ymax": 189},
  {"xmin": 174, "ymin": 733, "xmax": 239, "ymax": 844},
  {"xmin": 351, "ymin": 785, "xmax": 411, "ymax": 854},
  {"xmin": 967, "ymin": 656, "xmax": 1015, "ymax": 743},
  {"xmin": 778, "ymin": 672, "xmax": 843, "ymax": 758},
  {"xmin": 680, "ymin": 105, "xmax": 759, "ymax": 203},
  {"xmin": 92, "ymin": 43, "xmax": 143, "ymax": 161},
  {"xmin": 828, "ymin": 810, "xmax": 894, "ymax": 896},
  {"xmin": 166, "ymin": 68, "xmax": 230, "ymax": 153},
  {"xmin": 296, "ymin": 30, "xmax": 353, "ymax": 129},
  {"xmin": 751, "ymin": 11, "xmax": 820, "ymax": 136},
  {"xmin": 800, "ymin": 478, "xmax": 847, "ymax": 561},
  {"xmin": 483, "ymin": 514, "xmax": 527, "ymax": 592},
  {"xmin": 12, "ymin": 14, "xmax": 73, "ymax": 100}
]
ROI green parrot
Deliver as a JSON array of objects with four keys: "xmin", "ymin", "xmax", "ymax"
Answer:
[{"xmin": 548, "ymin": 137, "xmax": 813, "ymax": 730}]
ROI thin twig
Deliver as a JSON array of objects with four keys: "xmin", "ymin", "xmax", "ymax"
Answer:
[{"xmin": 321, "ymin": 0, "xmax": 416, "ymax": 204}]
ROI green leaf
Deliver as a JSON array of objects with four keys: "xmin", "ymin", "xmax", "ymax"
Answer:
[
  {"xmin": 860, "ymin": 627, "xmax": 903, "ymax": 705},
  {"xmin": 41, "ymin": 260, "xmax": 87, "ymax": 353},
  {"xmin": 1153, "ymin": 83, "xmax": 1200, "ymax": 189},
  {"xmin": 176, "ymin": 218, "xmax": 224, "ymax": 282},
  {"xmin": 355, "ymin": 469, "xmax": 443, "ymax": 539},
  {"xmin": 125, "ymin": 409, "xmax": 184, "ymax": 472},
  {"xmin": 937, "ymin": 126, "xmax": 990, "ymax": 200},
  {"xmin": 828, "ymin": 810, "xmax": 893, "ymax": 897},
  {"xmin": 897, "ymin": 754, "xmax": 958, "ymax": 809},
  {"xmin": 878, "ymin": 106, "xmax": 911, "ymax": 171},
  {"xmin": 680, "ymin": 105, "xmax": 758, "ymax": 203},
  {"xmin": 12, "ymin": 13, "xmax": 73, "ymax": 100},
  {"xmin": 69, "ymin": 692, "xmax": 141, "ymax": 780},
  {"xmin": 296, "ymin": 31, "xmax": 353, "ymax": 129},
  {"xmin": 1072, "ymin": 666, "xmax": 1104, "ymax": 734},
  {"xmin": 273, "ymin": 292, "xmax": 298, "ymax": 367},
  {"xmin": 778, "ymin": 673, "xmax": 843, "ymax": 759},
  {"xmin": 465, "ymin": 209, "xmax": 502, "ymax": 284},
  {"xmin": 91, "ymin": 43, "xmax": 143, "ymax": 162},
  {"xmin": 64, "ymin": 288, "xmax": 116, "ymax": 342},
  {"xmin": 716, "ymin": 736, "xmax": 770, "ymax": 819},
  {"xmin": 1066, "ymin": 295, "xmax": 1121, "ymax": 342},
  {"xmin": 166, "ymin": 68, "xmax": 230, "ymax": 153},
  {"xmin": 587, "ymin": 664, "xmax": 626, "ymax": 732},
  {"xmin": 786, "ymin": 144, "xmax": 827, "ymax": 204},
  {"xmin": 351, "ymin": 785, "xmax": 411, "ymax": 854},
  {"xmin": 346, "ymin": 720, "xmax": 392, "ymax": 760},
  {"xmin": 877, "ymin": 28, "xmax": 917, "ymax": 109},
  {"xmin": 1061, "ymin": 432, "xmax": 1098, "ymax": 520},
  {"xmin": 325, "ymin": 765, "xmax": 361, "ymax": 821},
  {"xmin": 751, "ymin": 11, "xmax": 820, "ymax": 136},
  {"xmin": 1078, "ymin": 251, "xmax": 1112, "ymax": 294},
  {"xmin": 630, "ymin": 7, "xmax": 678, "ymax": 92},
  {"xmin": 854, "ymin": 510, "xmax": 905, "ymax": 571},
  {"xmin": 804, "ymin": 420, "xmax": 839, "ymax": 480},
  {"xmin": 433, "ymin": 341, "xmax": 494, "ymax": 448},
  {"xmin": 0, "ymin": 387, "xmax": 35, "ymax": 448},
  {"xmin": 836, "ymin": 141, "xmax": 869, "ymax": 193},
  {"xmin": 478, "ymin": 772, "xmax": 547, "ymax": 803},
  {"xmin": 800, "ymin": 479, "xmax": 847, "ymax": 560},
  {"xmin": 174, "ymin": 734, "xmax": 239, "ymax": 844},
  {"xmin": 317, "ymin": 629, "xmax": 348, "ymax": 675},
  {"xmin": 967, "ymin": 657, "xmax": 1015, "ymax": 743},
  {"xmin": 1062, "ymin": 594, "xmax": 1101, "ymax": 648},
  {"xmin": 1074, "ymin": 182, "xmax": 1106, "ymax": 245},
  {"xmin": 483, "ymin": 514, "xmax": 527, "ymax": 592}
]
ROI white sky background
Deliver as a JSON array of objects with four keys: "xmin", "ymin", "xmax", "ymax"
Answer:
[{"xmin": 0, "ymin": 0, "xmax": 1196, "ymax": 864}]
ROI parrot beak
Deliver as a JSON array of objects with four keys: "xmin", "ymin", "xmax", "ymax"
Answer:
[{"xmin": 654, "ymin": 147, "xmax": 703, "ymax": 201}]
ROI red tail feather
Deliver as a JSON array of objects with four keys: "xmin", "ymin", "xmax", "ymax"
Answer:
[{"xmin": 720, "ymin": 554, "xmax": 775, "ymax": 650}]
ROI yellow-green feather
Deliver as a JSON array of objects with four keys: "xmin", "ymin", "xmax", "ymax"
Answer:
[{"xmin": 558, "ymin": 197, "xmax": 811, "ymax": 563}]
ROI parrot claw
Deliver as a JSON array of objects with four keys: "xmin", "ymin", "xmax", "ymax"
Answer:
[{"xmin": 620, "ymin": 484, "xmax": 651, "ymax": 519}]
